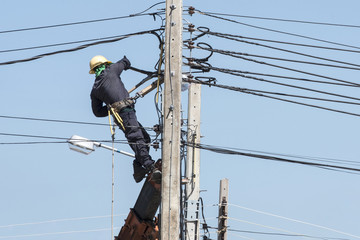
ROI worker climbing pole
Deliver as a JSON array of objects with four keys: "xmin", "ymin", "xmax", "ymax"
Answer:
[{"xmin": 89, "ymin": 55, "xmax": 162, "ymax": 183}]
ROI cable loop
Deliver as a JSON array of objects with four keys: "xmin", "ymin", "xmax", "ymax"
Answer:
[{"xmin": 195, "ymin": 76, "xmax": 216, "ymax": 86}]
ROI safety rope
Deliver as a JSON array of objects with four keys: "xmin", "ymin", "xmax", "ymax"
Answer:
[{"xmin": 108, "ymin": 107, "xmax": 125, "ymax": 131}]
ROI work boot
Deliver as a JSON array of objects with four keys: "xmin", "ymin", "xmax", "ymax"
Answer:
[
  {"xmin": 146, "ymin": 163, "xmax": 162, "ymax": 184},
  {"xmin": 133, "ymin": 160, "xmax": 147, "ymax": 183}
]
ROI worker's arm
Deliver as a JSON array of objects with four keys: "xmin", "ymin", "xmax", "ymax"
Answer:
[
  {"xmin": 91, "ymin": 96, "xmax": 108, "ymax": 117},
  {"xmin": 113, "ymin": 56, "xmax": 131, "ymax": 76}
]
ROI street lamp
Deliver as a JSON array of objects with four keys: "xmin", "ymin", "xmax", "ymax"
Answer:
[
  {"xmin": 67, "ymin": 135, "xmax": 134, "ymax": 158},
  {"xmin": 67, "ymin": 134, "xmax": 134, "ymax": 240}
]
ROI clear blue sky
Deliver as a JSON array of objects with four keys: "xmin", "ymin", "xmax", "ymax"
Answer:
[{"xmin": 1, "ymin": 1, "xmax": 360, "ymax": 240}]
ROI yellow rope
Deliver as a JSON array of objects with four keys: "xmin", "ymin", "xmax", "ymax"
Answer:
[
  {"xmin": 108, "ymin": 110, "xmax": 115, "ymax": 135},
  {"xmin": 110, "ymin": 107, "xmax": 125, "ymax": 131}
]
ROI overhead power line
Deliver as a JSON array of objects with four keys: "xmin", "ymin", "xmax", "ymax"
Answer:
[
  {"xmin": 0, "ymin": 29, "xmax": 162, "ymax": 66},
  {"xmin": 0, "ymin": 115, "xmax": 155, "ymax": 131},
  {"xmin": 0, "ymin": 115, "xmax": 109, "ymax": 126},
  {"xmin": 0, "ymin": 2, "xmax": 165, "ymax": 34},
  {"xmin": 0, "ymin": 132, "xmax": 129, "ymax": 145},
  {"xmin": 186, "ymin": 143, "xmax": 360, "ymax": 174},
  {"xmin": 200, "ymin": 11, "xmax": 360, "ymax": 29},
  {"xmin": 195, "ymin": 46, "xmax": 360, "ymax": 87},
  {"xmin": 0, "ymin": 214, "xmax": 126, "ymax": 229},
  {"xmin": 0, "ymin": 227, "xmax": 121, "ymax": 239},
  {"xmin": 213, "ymin": 227, "xmax": 344, "ymax": 240},
  {"xmin": 219, "ymin": 70, "xmax": 356, "ymax": 87},
  {"xmin": 227, "ymin": 218, "xmax": 352, "ymax": 240},
  {"xmin": 201, "ymin": 30, "xmax": 360, "ymax": 68},
  {"xmin": 197, "ymin": 10, "xmax": 360, "ymax": 50},
  {"xmin": 229, "ymin": 204, "xmax": 360, "ymax": 239},
  {"xmin": 203, "ymin": 31, "xmax": 360, "ymax": 54},
  {"xmin": 227, "ymin": 217, "xmax": 315, "ymax": 240},
  {"xmin": 0, "ymin": 35, "xmax": 139, "ymax": 54},
  {"xmin": 184, "ymin": 78, "xmax": 360, "ymax": 119},
  {"xmin": 206, "ymin": 66, "xmax": 360, "ymax": 102}
]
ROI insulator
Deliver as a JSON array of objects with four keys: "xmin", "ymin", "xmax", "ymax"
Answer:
[{"xmin": 188, "ymin": 6, "xmax": 195, "ymax": 16}]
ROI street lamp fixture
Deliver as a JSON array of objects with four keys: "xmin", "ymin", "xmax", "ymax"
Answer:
[{"xmin": 67, "ymin": 135, "xmax": 135, "ymax": 158}]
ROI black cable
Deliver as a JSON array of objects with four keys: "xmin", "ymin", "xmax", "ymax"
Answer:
[
  {"xmin": 0, "ymin": 141, "xmax": 68, "ymax": 145},
  {"xmin": 0, "ymin": 132, "xmax": 68, "ymax": 140},
  {"xmin": 196, "ymin": 46, "xmax": 360, "ymax": 87},
  {"xmin": 0, "ymin": 132, "xmax": 130, "ymax": 143},
  {"xmin": 220, "ymin": 86, "xmax": 360, "ymax": 106},
  {"xmin": 197, "ymin": 11, "xmax": 360, "ymax": 50},
  {"xmin": 216, "ymin": 227, "xmax": 351, "ymax": 240},
  {"xmin": 207, "ymin": 65, "xmax": 360, "ymax": 102},
  {"xmin": 224, "ymin": 70, "xmax": 356, "ymax": 87},
  {"xmin": 231, "ymin": 52, "xmax": 360, "ymax": 71},
  {"xmin": 0, "ymin": 2, "xmax": 165, "ymax": 34},
  {"xmin": 0, "ymin": 29, "xmax": 162, "ymax": 66},
  {"xmin": 0, "ymin": 115, "xmax": 155, "ymax": 131},
  {"xmin": 200, "ymin": 11, "xmax": 360, "ymax": 29},
  {"xmin": 184, "ymin": 78, "xmax": 360, "ymax": 118},
  {"xmin": 131, "ymin": 1, "xmax": 165, "ymax": 16},
  {"xmin": 218, "ymin": 145, "xmax": 360, "ymax": 167},
  {"xmin": 0, "ymin": 115, "xmax": 110, "ymax": 126},
  {"xmin": 207, "ymin": 32, "xmax": 360, "ymax": 54},
  {"xmin": 199, "ymin": 197, "xmax": 211, "ymax": 240},
  {"xmin": 203, "ymin": 31, "xmax": 360, "ymax": 68},
  {"xmin": 0, "ymin": 34, "xmax": 142, "ymax": 54},
  {"xmin": 188, "ymin": 143, "xmax": 360, "ymax": 174}
]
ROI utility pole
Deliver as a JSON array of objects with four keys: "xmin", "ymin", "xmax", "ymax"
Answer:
[
  {"xmin": 161, "ymin": 0, "xmax": 183, "ymax": 240},
  {"xmin": 184, "ymin": 77, "xmax": 201, "ymax": 240},
  {"xmin": 218, "ymin": 179, "xmax": 229, "ymax": 240}
]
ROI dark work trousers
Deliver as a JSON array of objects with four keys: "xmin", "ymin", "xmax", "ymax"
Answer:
[{"xmin": 118, "ymin": 109, "xmax": 154, "ymax": 168}]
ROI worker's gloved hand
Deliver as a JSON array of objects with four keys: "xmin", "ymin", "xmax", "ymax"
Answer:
[{"xmin": 122, "ymin": 55, "xmax": 131, "ymax": 70}]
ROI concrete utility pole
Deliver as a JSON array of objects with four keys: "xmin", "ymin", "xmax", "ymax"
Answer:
[
  {"xmin": 185, "ymin": 80, "xmax": 201, "ymax": 240},
  {"xmin": 218, "ymin": 179, "xmax": 229, "ymax": 240},
  {"xmin": 161, "ymin": 0, "xmax": 183, "ymax": 239}
]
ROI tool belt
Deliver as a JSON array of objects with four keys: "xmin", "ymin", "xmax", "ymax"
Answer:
[{"xmin": 111, "ymin": 98, "xmax": 135, "ymax": 112}]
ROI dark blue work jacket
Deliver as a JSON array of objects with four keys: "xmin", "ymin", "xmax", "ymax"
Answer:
[{"xmin": 90, "ymin": 57, "xmax": 131, "ymax": 117}]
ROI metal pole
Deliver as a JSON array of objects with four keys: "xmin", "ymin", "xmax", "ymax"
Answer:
[
  {"xmin": 161, "ymin": 0, "xmax": 183, "ymax": 239},
  {"xmin": 218, "ymin": 179, "xmax": 229, "ymax": 240},
  {"xmin": 111, "ymin": 131, "xmax": 115, "ymax": 240}
]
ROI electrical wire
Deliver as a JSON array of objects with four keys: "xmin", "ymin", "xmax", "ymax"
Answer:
[
  {"xmin": 0, "ymin": 35, "xmax": 142, "ymax": 54},
  {"xmin": 195, "ymin": 45, "xmax": 360, "ymax": 87},
  {"xmin": 0, "ymin": 115, "xmax": 109, "ymax": 126},
  {"xmin": 0, "ymin": 132, "xmax": 132, "ymax": 146},
  {"xmin": 0, "ymin": 214, "xmax": 126, "ymax": 229},
  {"xmin": 226, "ymin": 229, "xmax": 350, "ymax": 240},
  {"xmin": 185, "ymin": 142, "xmax": 360, "ymax": 174},
  {"xmin": 185, "ymin": 77, "xmax": 360, "ymax": 119},
  {"xmin": 0, "ymin": 115, "xmax": 154, "ymax": 131},
  {"xmin": 204, "ymin": 31, "xmax": 360, "ymax": 54},
  {"xmin": 230, "ymin": 52, "xmax": 360, "ymax": 71},
  {"xmin": 200, "ymin": 30, "xmax": 360, "ymax": 68},
  {"xmin": 219, "ymin": 70, "xmax": 356, "ymax": 87},
  {"xmin": 229, "ymin": 204, "xmax": 360, "ymax": 239},
  {"xmin": 196, "ymin": 10, "xmax": 360, "ymax": 50},
  {"xmin": 228, "ymin": 217, "xmax": 313, "ymax": 238},
  {"xmin": 0, "ymin": 29, "xmax": 162, "ymax": 66},
  {"xmin": 206, "ymin": 65, "xmax": 360, "ymax": 102},
  {"xmin": 0, "ymin": 2, "xmax": 165, "ymax": 34},
  {"xmin": 199, "ymin": 11, "xmax": 360, "ymax": 29},
  {"xmin": 0, "ymin": 227, "xmax": 121, "ymax": 239},
  {"xmin": 4, "ymin": 131, "xmax": 359, "ymax": 167}
]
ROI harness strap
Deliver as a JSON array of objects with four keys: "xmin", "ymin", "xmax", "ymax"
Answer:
[{"xmin": 111, "ymin": 99, "xmax": 135, "ymax": 112}]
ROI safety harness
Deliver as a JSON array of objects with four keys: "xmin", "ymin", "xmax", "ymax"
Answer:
[{"xmin": 107, "ymin": 98, "xmax": 135, "ymax": 131}]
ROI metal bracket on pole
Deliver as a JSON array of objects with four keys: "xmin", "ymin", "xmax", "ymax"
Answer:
[{"xmin": 185, "ymin": 200, "xmax": 199, "ymax": 222}]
